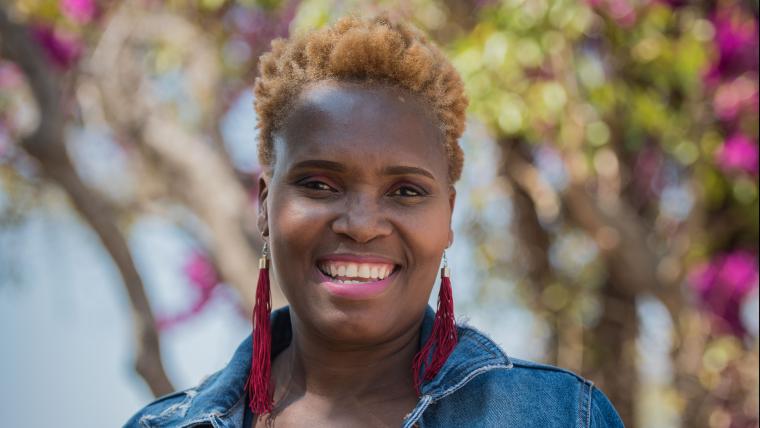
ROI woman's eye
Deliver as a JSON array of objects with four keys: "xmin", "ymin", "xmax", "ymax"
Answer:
[
  {"xmin": 301, "ymin": 181, "xmax": 335, "ymax": 191},
  {"xmin": 390, "ymin": 186, "xmax": 425, "ymax": 197}
]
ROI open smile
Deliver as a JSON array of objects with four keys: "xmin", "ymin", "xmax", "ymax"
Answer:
[{"xmin": 314, "ymin": 261, "xmax": 401, "ymax": 300}]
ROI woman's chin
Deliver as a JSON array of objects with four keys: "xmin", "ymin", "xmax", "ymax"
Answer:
[{"xmin": 300, "ymin": 302, "xmax": 402, "ymax": 346}]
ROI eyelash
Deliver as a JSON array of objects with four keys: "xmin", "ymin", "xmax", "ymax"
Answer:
[{"xmin": 298, "ymin": 179, "xmax": 427, "ymax": 198}]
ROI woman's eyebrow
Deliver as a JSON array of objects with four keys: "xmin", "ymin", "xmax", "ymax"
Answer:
[
  {"xmin": 382, "ymin": 165, "xmax": 435, "ymax": 180},
  {"xmin": 290, "ymin": 160, "xmax": 435, "ymax": 180},
  {"xmin": 291, "ymin": 159, "xmax": 346, "ymax": 172}
]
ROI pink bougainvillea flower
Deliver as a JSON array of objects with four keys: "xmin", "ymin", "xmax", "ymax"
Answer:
[
  {"xmin": 713, "ymin": 76, "xmax": 759, "ymax": 121},
  {"xmin": 184, "ymin": 251, "xmax": 219, "ymax": 292},
  {"xmin": 30, "ymin": 24, "xmax": 83, "ymax": 70},
  {"xmin": 157, "ymin": 251, "xmax": 221, "ymax": 331},
  {"xmin": 608, "ymin": 0, "xmax": 637, "ymax": 27},
  {"xmin": 60, "ymin": 0, "xmax": 97, "ymax": 24},
  {"xmin": 710, "ymin": 6, "xmax": 759, "ymax": 78},
  {"xmin": 689, "ymin": 250, "xmax": 760, "ymax": 335},
  {"xmin": 716, "ymin": 134, "xmax": 759, "ymax": 175},
  {"xmin": 651, "ymin": 0, "xmax": 687, "ymax": 8}
]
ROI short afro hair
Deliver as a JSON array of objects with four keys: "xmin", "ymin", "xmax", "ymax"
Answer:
[{"xmin": 253, "ymin": 15, "xmax": 468, "ymax": 183}]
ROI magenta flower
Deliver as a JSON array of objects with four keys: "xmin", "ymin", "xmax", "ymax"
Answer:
[
  {"xmin": 716, "ymin": 134, "xmax": 759, "ymax": 175},
  {"xmin": 60, "ymin": 0, "xmax": 96, "ymax": 24},
  {"xmin": 710, "ymin": 6, "xmax": 759, "ymax": 78},
  {"xmin": 30, "ymin": 25, "xmax": 83, "ymax": 70},
  {"xmin": 689, "ymin": 250, "xmax": 759, "ymax": 335},
  {"xmin": 157, "ymin": 251, "xmax": 221, "ymax": 331},
  {"xmin": 184, "ymin": 251, "xmax": 219, "ymax": 292},
  {"xmin": 651, "ymin": 0, "xmax": 686, "ymax": 8}
]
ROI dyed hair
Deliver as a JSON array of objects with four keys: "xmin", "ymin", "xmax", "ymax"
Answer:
[{"xmin": 253, "ymin": 15, "xmax": 468, "ymax": 183}]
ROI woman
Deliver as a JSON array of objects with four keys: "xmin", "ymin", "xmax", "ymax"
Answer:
[{"xmin": 126, "ymin": 16, "xmax": 623, "ymax": 428}]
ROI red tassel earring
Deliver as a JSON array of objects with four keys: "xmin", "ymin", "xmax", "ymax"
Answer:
[
  {"xmin": 412, "ymin": 251, "xmax": 457, "ymax": 395},
  {"xmin": 246, "ymin": 241, "xmax": 273, "ymax": 414}
]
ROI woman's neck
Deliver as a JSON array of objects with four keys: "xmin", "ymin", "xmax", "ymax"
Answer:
[{"xmin": 271, "ymin": 319, "xmax": 421, "ymax": 404}]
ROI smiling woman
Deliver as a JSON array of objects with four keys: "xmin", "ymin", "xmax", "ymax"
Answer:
[{"xmin": 125, "ymin": 16, "xmax": 624, "ymax": 428}]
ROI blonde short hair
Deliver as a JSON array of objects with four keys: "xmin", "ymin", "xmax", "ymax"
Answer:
[{"xmin": 254, "ymin": 15, "xmax": 468, "ymax": 183}]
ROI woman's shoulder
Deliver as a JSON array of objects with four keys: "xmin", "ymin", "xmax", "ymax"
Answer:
[
  {"xmin": 439, "ymin": 323, "xmax": 624, "ymax": 427},
  {"xmin": 123, "ymin": 387, "xmax": 198, "ymax": 428},
  {"xmin": 123, "ymin": 363, "xmax": 244, "ymax": 428},
  {"xmin": 123, "ymin": 372, "xmax": 220, "ymax": 428},
  {"xmin": 450, "ymin": 323, "xmax": 589, "ymax": 389}
]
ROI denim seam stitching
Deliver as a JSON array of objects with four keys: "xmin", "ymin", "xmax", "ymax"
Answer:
[
  {"xmin": 177, "ymin": 413, "xmax": 222, "ymax": 428},
  {"xmin": 402, "ymin": 394, "xmax": 433, "ymax": 428},
  {"xmin": 432, "ymin": 363, "xmax": 513, "ymax": 401},
  {"xmin": 426, "ymin": 354, "xmax": 497, "ymax": 392},
  {"xmin": 175, "ymin": 418, "xmax": 217, "ymax": 428},
  {"xmin": 427, "ymin": 330, "xmax": 512, "ymax": 392},
  {"xmin": 407, "ymin": 362, "xmax": 511, "ymax": 426},
  {"xmin": 510, "ymin": 360, "xmax": 589, "ymax": 383},
  {"xmin": 215, "ymin": 387, "xmax": 245, "ymax": 418},
  {"xmin": 458, "ymin": 326, "xmax": 510, "ymax": 361}
]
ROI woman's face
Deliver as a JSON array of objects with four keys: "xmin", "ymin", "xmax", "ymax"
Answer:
[{"xmin": 258, "ymin": 81, "xmax": 455, "ymax": 347}]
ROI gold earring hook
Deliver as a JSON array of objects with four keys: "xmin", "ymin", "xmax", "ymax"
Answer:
[
  {"xmin": 259, "ymin": 242, "xmax": 269, "ymax": 269},
  {"xmin": 442, "ymin": 250, "xmax": 450, "ymax": 278}
]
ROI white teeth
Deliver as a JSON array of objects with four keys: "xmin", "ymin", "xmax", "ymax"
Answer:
[
  {"xmin": 336, "ymin": 279, "xmax": 363, "ymax": 284},
  {"xmin": 319, "ymin": 261, "xmax": 395, "ymax": 280},
  {"xmin": 358, "ymin": 264, "xmax": 370, "ymax": 278},
  {"xmin": 346, "ymin": 264, "xmax": 358, "ymax": 277}
]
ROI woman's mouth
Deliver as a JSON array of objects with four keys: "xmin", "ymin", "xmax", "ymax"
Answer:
[{"xmin": 315, "ymin": 260, "xmax": 400, "ymax": 299}]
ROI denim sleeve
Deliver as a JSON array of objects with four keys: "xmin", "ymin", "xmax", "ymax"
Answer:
[
  {"xmin": 122, "ymin": 389, "xmax": 190, "ymax": 428},
  {"xmin": 589, "ymin": 387, "xmax": 625, "ymax": 427}
]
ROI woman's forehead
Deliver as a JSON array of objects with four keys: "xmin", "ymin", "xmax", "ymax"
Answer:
[{"xmin": 272, "ymin": 81, "xmax": 448, "ymax": 177}]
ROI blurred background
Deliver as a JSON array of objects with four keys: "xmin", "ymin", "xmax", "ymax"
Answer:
[{"xmin": 0, "ymin": 0, "xmax": 758, "ymax": 427}]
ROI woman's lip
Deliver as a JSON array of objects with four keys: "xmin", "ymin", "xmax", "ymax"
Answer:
[{"xmin": 314, "ymin": 265, "xmax": 398, "ymax": 300}]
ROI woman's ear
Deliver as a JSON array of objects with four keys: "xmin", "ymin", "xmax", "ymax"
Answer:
[
  {"xmin": 448, "ymin": 185, "xmax": 456, "ymax": 247},
  {"xmin": 257, "ymin": 172, "xmax": 270, "ymax": 238}
]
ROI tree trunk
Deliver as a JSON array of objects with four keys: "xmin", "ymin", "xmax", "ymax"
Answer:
[{"xmin": 584, "ymin": 280, "xmax": 638, "ymax": 427}]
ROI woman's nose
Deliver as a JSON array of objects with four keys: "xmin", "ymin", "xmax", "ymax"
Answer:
[{"xmin": 331, "ymin": 193, "xmax": 392, "ymax": 243}]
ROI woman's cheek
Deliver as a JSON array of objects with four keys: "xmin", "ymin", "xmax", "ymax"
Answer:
[
  {"xmin": 398, "ymin": 201, "xmax": 451, "ymax": 252},
  {"xmin": 273, "ymin": 192, "xmax": 332, "ymax": 238}
]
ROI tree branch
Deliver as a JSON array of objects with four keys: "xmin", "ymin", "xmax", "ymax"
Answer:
[
  {"xmin": 0, "ymin": 7, "xmax": 173, "ymax": 397},
  {"xmin": 88, "ymin": 2, "xmax": 284, "ymax": 311}
]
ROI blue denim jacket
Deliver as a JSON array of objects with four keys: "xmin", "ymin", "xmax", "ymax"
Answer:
[{"xmin": 125, "ymin": 306, "xmax": 624, "ymax": 427}]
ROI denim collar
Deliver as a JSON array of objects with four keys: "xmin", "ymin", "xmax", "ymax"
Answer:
[{"xmin": 144, "ymin": 305, "xmax": 512, "ymax": 427}]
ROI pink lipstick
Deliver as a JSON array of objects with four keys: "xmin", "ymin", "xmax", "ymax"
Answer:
[{"xmin": 314, "ymin": 254, "xmax": 399, "ymax": 299}]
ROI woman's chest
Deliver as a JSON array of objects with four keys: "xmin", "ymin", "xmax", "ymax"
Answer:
[{"xmin": 252, "ymin": 394, "xmax": 418, "ymax": 428}]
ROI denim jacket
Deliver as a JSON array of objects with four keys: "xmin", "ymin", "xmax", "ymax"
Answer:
[{"xmin": 125, "ymin": 306, "xmax": 624, "ymax": 427}]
